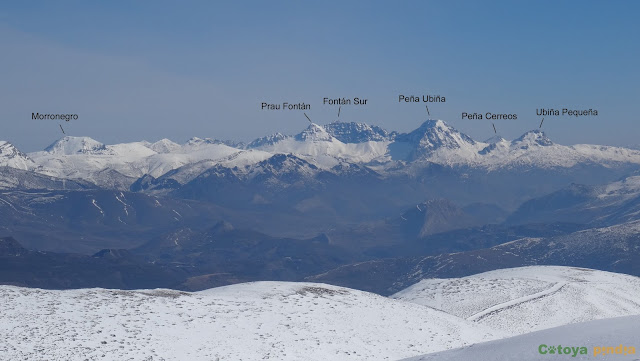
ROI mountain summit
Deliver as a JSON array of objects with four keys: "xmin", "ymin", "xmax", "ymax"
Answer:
[
  {"xmin": 247, "ymin": 133, "xmax": 290, "ymax": 148},
  {"xmin": 45, "ymin": 136, "xmax": 108, "ymax": 155},
  {"xmin": 0, "ymin": 141, "xmax": 35, "ymax": 170},
  {"xmin": 147, "ymin": 139, "xmax": 181, "ymax": 153},
  {"xmin": 294, "ymin": 123, "xmax": 334, "ymax": 142},
  {"xmin": 393, "ymin": 120, "xmax": 478, "ymax": 160},
  {"xmin": 511, "ymin": 130, "xmax": 553, "ymax": 148},
  {"xmin": 324, "ymin": 121, "xmax": 395, "ymax": 143}
]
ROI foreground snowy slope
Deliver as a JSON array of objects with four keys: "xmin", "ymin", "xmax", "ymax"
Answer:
[
  {"xmin": 393, "ymin": 266, "xmax": 640, "ymax": 335},
  {"xmin": 0, "ymin": 282, "xmax": 503, "ymax": 361},
  {"xmin": 403, "ymin": 315, "xmax": 640, "ymax": 361}
]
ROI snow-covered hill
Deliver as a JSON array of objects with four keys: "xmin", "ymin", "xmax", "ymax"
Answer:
[
  {"xmin": 0, "ymin": 167, "xmax": 92, "ymax": 190},
  {"xmin": 311, "ymin": 219, "xmax": 640, "ymax": 296},
  {"xmin": 403, "ymin": 315, "xmax": 640, "ymax": 361},
  {"xmin": 2, "ymin": 269, "xmax": 637, "ymax": 360},
  {"xmin": 393, "ymin": 266, "xmax": 640, "ymax": 335},
  {"xmin": 507, "ymin": 174, "xmax": 640, "ymax": 226},
  {"xmin": 0, "ymin": 282, "xmax": 503, "ymax": 361}
]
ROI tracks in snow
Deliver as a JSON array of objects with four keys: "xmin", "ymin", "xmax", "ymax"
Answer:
[{"xmin": 467, "ymin": 282, "xmax": 567, "ymax": 322}]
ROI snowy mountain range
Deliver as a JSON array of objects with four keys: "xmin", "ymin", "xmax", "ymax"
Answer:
[{"xmin": 4, "ymin": 119, "xmax": 640, "ymax": 191}]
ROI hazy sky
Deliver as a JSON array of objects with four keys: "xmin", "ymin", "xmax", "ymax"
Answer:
[{"xmin": 1, "ymin": 1, "xmax": 638, "ymax": 151}]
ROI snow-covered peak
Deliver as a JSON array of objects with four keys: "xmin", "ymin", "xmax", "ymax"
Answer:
[
  {"xmin": 245, "ymin": 153, "xmax": 320, "ymax": 180},
  {"xmin": 247, "ymin": 132, "xmax": 290, "ymax": 148},
  {"xmin": 392, "ymin": 120, "xmax": 479, "ymax": 161},
  {"xmin": 399, "ymin": 120, "xmax": 476, "ymax": 151},
  {"xmin": 0, "ymin": 141, "xmax": 25, "ymax": 158},
  {"xmin": 484, "ymin": 135, "xmax": 507, "ymax": 144},
  {"xmin": 185, "ymin": 137, "xmax": 215, "ymax": 147},
  {"xmin": 294, "ymin": 123, "xmax": 334, "ymax": 142},
  {"xmin": 45, "ymin": 136, "xmax": 108, "ymax": 155},
  {"xmin": 511, "ymin": 130, "xmax": 553, "ymax": 148},
  {"xmin": 147, "ymin": 138, "xmax": 181, "ymax": 154},
  {"xmin": 0, "ymin": 141, "xmax": 35, "ymax": 170},
  {"xmin": 324, "ymin": 121, "xmax": 395, "ymax": 143},
  {"xmin": 479, "ymin": 135, "xmax": 510, "ymax": 155}
]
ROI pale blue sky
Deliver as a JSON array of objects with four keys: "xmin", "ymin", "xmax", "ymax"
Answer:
[{"xmin": 1, "ymin": 1, "xmax": 638, "ymax": 151}]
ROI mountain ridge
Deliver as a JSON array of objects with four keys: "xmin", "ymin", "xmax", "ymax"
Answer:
[{"xmin": 1, "ymin": 119, "xmax": 640, "ymax": 194}]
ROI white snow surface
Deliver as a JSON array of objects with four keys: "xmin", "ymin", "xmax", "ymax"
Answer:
[
  {"xmin": 403, "ymin": 315, "xmax": 640, "ymax": 361},
  {"xmin": 0, "ymin": 282, "xmax": 504, "ymax": 361},
  {"xmin": 393, "ymin": 266, "xmax": 640, "ymax": 336}
]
